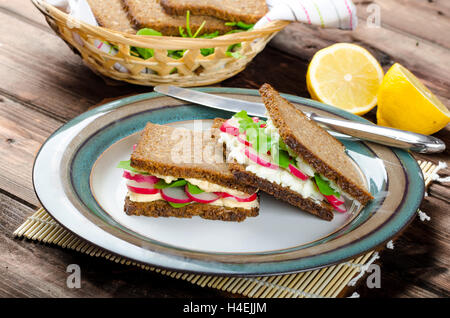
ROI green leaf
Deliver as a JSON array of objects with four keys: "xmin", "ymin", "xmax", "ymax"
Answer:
[
  {"xmin": 271, "ymin": 147, "xmax": 290, "ymax": 169},
  {"xmin": 154, "ymin": 179, "xmax": 187, "ymax": 189},
  {"xmin": 168, "ymin": 202, "xmax": 192, "ymax": 208},
  {"xmin": 136, "ymin": 28, "xmax": 162, "ymax": 36},
  {"xmin": 116, "ymin": 160, "xmax": 148, "ymax": 175},
  {"xmin": 314, "ymin": 174, "xmax": 340, "ymax": 197},
  {"xmin": 187, "ymin": 183, "xmax": 204, "ymax": 194},
  {"xmin": 200, "ymin": 47, "xmax": 215, "ymax": 56},
  {"xmin": 225, "ymin": 21, "xmax": 254, "ymax": 30},
  {"xmin": 132, "ymin": 28, "xmax": 162, "ymax": 60}
]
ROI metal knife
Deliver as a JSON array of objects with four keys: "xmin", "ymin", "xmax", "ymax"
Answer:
[{"xmin": 154, "ymin": 85, "xmax": 446, "ymax": 154}]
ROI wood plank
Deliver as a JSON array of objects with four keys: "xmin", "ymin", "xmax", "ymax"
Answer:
[
  {"xmin": 358, "ymin": 196, "xmax": 450, "ymax": 298},
  {"xmin": 0, "ymin": 10, "xmax": 147, "ymax": 121},
  {"xmin": 355, "ymin": 0, "xmax": 450, "ymax": 49},
  {"xmin": 0, "ymin": 0, "xmax": 48, "ymax": 27},
  {"xmin": 0, "ymin": 95, "xmax": 63, "ymax": 206}
]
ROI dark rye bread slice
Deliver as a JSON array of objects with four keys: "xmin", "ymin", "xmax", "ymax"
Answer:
[
  {"xmin": 161, "ymin": 0, "xmax": 268, "ymax": 24},
  {"xmin": 212, "ymin": 118, "xmax": 334, "ymax": 221},
  {"xmin": 259, "ymin": 83, "xmax": 374, "ymax": 205},
  {"xmin": 87, "ymin": 0, "xmax": 136, "ymax": 34},
  {"xmin": 122, "ymin": 0, "xmax": 232, "ymax": 36},
  {"xmin": 125, "ymin": 197, "xmax": 259, "ymax": 222},
  {"xmin": 131, "ymin": 122, "xmax": 257, "ymax": 195}
]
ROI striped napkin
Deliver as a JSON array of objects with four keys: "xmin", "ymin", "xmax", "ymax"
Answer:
[{"xmin": 255, "ymin": 0, "xmax": 358, "ymax": 30}]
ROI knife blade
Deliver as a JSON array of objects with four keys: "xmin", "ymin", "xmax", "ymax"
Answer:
[{"xmin": 154, "ymin": 85, "xmax": 446, "ymax": 153}]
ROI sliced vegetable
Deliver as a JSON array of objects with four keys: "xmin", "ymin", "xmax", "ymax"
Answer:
[
  {"xmin": 244, "ymin": 147, "xmax": 278, "ymax": 170},
  {"xmin": 117, "ymin": 160, "xmax": 148, "ymax": 175},
  {"xmin": 324, "ymin": 194, "xmax": 345, "ymax": 206},
  {"xmin": 154, "ymin": 179, "xmax": 188, "ymax": 189},
  {"xmin": 187, "ymin": 183, "xmax": 204, "ymax": 194},
  {"xmin": 123, "ymin": 171, "xmax": 159, "ymax": 184},
  {"xmin": 168, "ymin": 202, "xmax": 192, "ymax": 208},
  {"xmin": 220, "ymin": 120, "xmax": 240, "ymax": 136},
  {"xmin": 216, "ymin": 192, "xmax": 257, "ymax": 203},
  {"xmin": 288, "ymin": 164, "xmax": 309, "ymax": 181},
  {"xmin": 127, "ymin": 185, "xmax": 159, "ymax": 195},
  {"xmin": 185, "ymin": 185, "xmax": 220, "ymax": 204},
  {"xmin": 160, "ymin": 187, "xmax": 192, "ymax": 204},
  {"xmin": 314, "ymin": 174, "xmax": 340, "ymax": 197}
]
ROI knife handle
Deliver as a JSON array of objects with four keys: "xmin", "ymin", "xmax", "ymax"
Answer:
[{"xmin": 309, "ymin": 113, "xmax": 446, "ymax": 153}]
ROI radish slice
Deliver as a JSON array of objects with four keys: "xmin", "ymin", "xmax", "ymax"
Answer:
[
  {"xmin": 216, "ymin": 192, "xmax": 257, "ymax": 202},
  {"xmin": 288, "ymin": 164, "xmax": 309, "ymax": 181},
  {"xmin": 244, "ymin": 147, "xmax": 278, "ymax": 170},
  {"xmin": 132, "ymin": 144, "xmax": 137, "ymax": 151},
  {"xmin": 237, "ymin": 135, "xmax": 252, "ymax": 147},
  {"xmin": 126, "ymin": 179, "xmax": 158, "ymax": 189},
  {"xmin": 260, "ymin": 123, "xmax": 267, "ymax": 128},
  {"xmin": 127, "ymin": 185, "xmax": 159, "ymax": 195},
  {"xmin": 332, "ymin": 203, "xmax": 347, "ymax": 213},
  {"xmin": 252, "ymin": 117, "xmax": 259, "ymax": 123},
  {"xmin": 185, "ymin": 185, "xmax": 220, "ymax": 204},
  {"xmin": 123, "ymin": 171, "xmax": 159, "ymax": 184},
  {"xmin": 220, "ymin": 120, "xmax": 240, "ymax": 136},
  {"xmin": 324, "ymin": 194, "xmax": 345, "ymax": 206},
  {"xmin": 161, "ymin": 187, "xmax": 192, "ymax": 204}
]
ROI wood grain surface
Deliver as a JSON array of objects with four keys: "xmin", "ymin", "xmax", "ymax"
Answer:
[{"xmin": 0, "ymin": 0, "xmax": 448, "ymax": 298}]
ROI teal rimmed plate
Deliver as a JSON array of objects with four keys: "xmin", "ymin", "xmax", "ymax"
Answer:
[{"xmin": 33, "ymin": 88, "xmax": 424, "ymax": 276}]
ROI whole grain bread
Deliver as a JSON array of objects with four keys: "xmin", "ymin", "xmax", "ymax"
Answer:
[
  {"xmin": 160, "ymin": 0, "xmax": 268, "ymax": 24},
  {"xmin": 87, "ymin": 0, "xmax": 136, "ymax": 34},
  {"xmin": 125, "ymin": 197, "xmax": 259, "ymax": 221},
  {"xmin": 131, "ymin": 122, "xmax": 257, "ymax": 195},
  {"xmin": 259, "ymin": 83, "xmax": 373, "ymax": 205},
  {"xmin": 122, "ymin": 0, "xmax": 232, "ymax": 36},
  {"xmin": 212, "ymin": 117, "xmax": 334, "ymax": 221}
]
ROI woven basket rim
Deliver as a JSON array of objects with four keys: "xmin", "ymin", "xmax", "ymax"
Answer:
[{"xmin": 32, "ymin": 0, "xmax": 290, "ymax": 49}]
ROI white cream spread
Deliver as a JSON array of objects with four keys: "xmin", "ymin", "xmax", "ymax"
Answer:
[
  {"xmin": 185, "ymin": 178, "xmax": 249, "ymax": 197},
  {"xmin": 127, "ymin": 191, "xmax": 258, "ymax": 209},
  {"xmin": 218, "ymin": 116, "xmax": 326, "ymax": 203}
]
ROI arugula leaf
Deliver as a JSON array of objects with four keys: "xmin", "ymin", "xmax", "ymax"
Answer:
[
  {"xmin": 131, "ymin": 28, "xmax": 162, "ymax": 59},
  {"xmin": 314, "ymin": 174, "xmax": 340, "ymax": 197},
  {"xmin": 270, "ymin": 146, "xmax": 290, "ymax": 169},
  {"xmin": 168, "ymin": 202, "xmax": 192, "ymax": 208},
  {"xmin": 154, "ymin": 179, "xmax": 187, "ymax": 189},
  {"xmin": 187, "ymin": 183, "xmax": 204, "ymax": 194},
  {"xmin": 116, "ymin": 160, "xmax": 148, "ymax": 175},
  {"xmin": 225, "ymin": 21, "xmax": 254, "ymax": 30}
]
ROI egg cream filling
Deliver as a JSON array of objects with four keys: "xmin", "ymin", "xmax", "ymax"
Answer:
[{"xmin": 127, "ymin": 192, "xmax": 259, "ymax": 209}]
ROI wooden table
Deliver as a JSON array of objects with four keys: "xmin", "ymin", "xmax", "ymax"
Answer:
[{"xmin": 0, "ymin": 0, "xmax": 448, "ymax": 298}]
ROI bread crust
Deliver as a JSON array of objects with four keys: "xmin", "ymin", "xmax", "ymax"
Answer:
[
  {"xmin": 131, "ymin": 122, "xmax": 257, "ymax": 195},
  {"xmin": 124, "ymin": 196, "xmax": 259, "ymax": 222},
  {"xmin": 259, "ymin": 83, "xmax": 374, "ymax": 205},
  {"xmin": 122, "ymin": 0, "xmax": 232, "ymax": 35},
  {"xmin": 160, "ymin": 0, "xmax": 268, "ymax": 24},
  {"xmin": 87, "ymin": 0, "xmax": 136, "ymax": 33}
]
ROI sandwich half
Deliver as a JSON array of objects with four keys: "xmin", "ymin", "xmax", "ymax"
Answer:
[
  {"xmin": 118, "ymin": 122, "xmax": 259, "ymax": 222},
  {"xmin": 215, "ymin": 83, "xmax": 373, "ymax": 221}
]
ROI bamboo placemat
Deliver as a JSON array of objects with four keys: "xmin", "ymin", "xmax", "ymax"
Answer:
[{"xmin": 13, "ymin": 160, "xmax": 439, "ymax": 298}]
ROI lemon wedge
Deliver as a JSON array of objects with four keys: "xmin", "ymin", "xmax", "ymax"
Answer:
[
  {"xmin": 377, "ymin": 63, "xmax": 450, "ymax": 135},
  {"xmin": 307, "ymin": 43, "xmax": 384, "ymax": 115}
]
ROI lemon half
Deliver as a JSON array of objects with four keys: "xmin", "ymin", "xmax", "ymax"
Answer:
[
  {"xmin": 307, "ymin": 43, "xmax": 384, "ymax": 115},
  {"xmin": 377, "ymin": 63, "xmax": 450, "ymax": 135}
]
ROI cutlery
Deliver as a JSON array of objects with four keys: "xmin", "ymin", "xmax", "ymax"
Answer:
[{"xmin": 154, "ymin": 85, "xmax": 446, "ymax": 153}]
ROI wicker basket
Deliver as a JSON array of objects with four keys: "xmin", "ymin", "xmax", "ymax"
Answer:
[{"xmin": 32, "ymin": 0, "xmax": 290, "ymax": 87}]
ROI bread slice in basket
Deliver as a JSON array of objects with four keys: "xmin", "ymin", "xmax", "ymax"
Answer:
[
  {"xmin": 121, "ymin": 122, "xmax": 259, "ymax": 222},
  {"xmin": 161, "ymin": 0, "xmax": 268, "ymax": 24},
  {"xmin": 123, "ymin": 0, "xmax": 232, "ymax": 36},
  {"xmin": 87, "ymin": 0, "xmax": 136, "ymax": 34}
]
